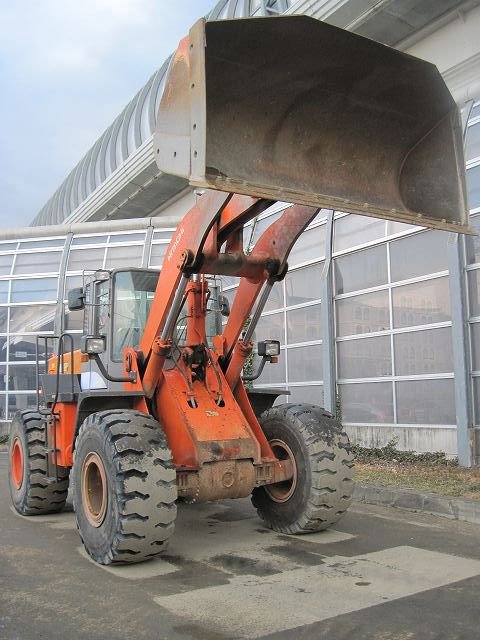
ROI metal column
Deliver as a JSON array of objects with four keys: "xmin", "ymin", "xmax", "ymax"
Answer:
[
  {"xmin": 54, "ymin": 232, "xmax": 74, "ymax": 335},
  {"xmin": 321, "ymin": 211, "xmax": 336, "ymax": 415},
  {"xmin": 448, "ymin": 233, "xmax": 474, "ymax": 466}
]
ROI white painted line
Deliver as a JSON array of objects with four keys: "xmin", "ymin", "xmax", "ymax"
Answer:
[
  {"xmin": 154, "ymin": 546, "xmax": 480, "ymax": 638},
  {"xmin": 299, "ymin": 529, "xmax": 354, "ymax": 544},
  {"xmin": 77, "ymin": 546, "xmax": 179, "ymax": 579},
  {"xmin": 349, "ymin": 505, "xmax": 445, "ymax": 529}
]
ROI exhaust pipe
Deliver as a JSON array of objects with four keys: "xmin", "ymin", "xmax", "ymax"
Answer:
[{"xmin": 155, "ymin": 16, "xmax": 471, "ymax": 234}]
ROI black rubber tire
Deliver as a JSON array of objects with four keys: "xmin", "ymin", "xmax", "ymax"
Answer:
[
  {"xmin": 72, "ymin": 410, "xmax": 177, "ymax": 565},
  {"xmin": 252, "ymin": 404, "xmax": 355, "ymax": 534},
  {"xmin": 8, "ymin": 410, "xmax": 69, "ymax": 515}
]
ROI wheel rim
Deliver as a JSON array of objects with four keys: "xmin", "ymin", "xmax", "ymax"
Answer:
[
  {"xmin": 81, "ymin": 452, "xmax": 108, "ymax": 527},
  {"xmin": 11, "ymin": 438, "xmax": 24, "ymax": 490},
  {"xmin": 265, "ymin": 438, "xmax": 297, "ymax": 503}
]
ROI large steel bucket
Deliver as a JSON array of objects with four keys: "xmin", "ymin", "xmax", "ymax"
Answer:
[{"xmin": 155, "ymin": 16, "xmax": 470, "ymax": 233}]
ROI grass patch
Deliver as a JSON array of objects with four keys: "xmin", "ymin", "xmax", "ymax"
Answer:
[
  {"xmin": 352, "ymin": 439, "xmax": 457, "ymax": 467},
  {"xmin": 353, "ymin": 439, "xmax": 480, "ymax": 500}
]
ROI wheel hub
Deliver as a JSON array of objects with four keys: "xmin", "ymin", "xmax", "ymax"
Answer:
[
  {"xmin": 265, "ymin": 438, "xmax": 297, "ymax": 503},
  {"xmin": 81, "ymin": 452, "xmax": 108, "ymax": 527},
  {"xmin": 11, "ymin": 438, "xmax": 24, "ymax": 490}
]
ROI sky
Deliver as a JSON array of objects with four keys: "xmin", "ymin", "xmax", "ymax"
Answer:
[{"xmin": 0, "ymin": 0, "xmax": 216, "ymax": 228}]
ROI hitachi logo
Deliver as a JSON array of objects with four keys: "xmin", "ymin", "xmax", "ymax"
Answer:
[{"xmin": 167, "ymin": 227, "xmax": 185, "ymax": 262}]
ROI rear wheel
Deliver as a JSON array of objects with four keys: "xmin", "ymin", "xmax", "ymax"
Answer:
[
  {"xmin": 9, "ymin": 410, "xmax": 69, "ymax": 515},
  {"xmin": 72, "ymin": 410, "xmax": 177, "ymax": 565},
  {"xmin": 252, "ymin": 404, "xmax": 354, "ymax": 534}
]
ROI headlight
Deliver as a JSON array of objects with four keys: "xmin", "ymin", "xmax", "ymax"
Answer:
[
  {"xmin": 257, "ymin": 340, "xmax": 280, "ymax": 357},
  {"xmin": 81, "ymin": 335, "xmax": 106, "ymax": 355}
]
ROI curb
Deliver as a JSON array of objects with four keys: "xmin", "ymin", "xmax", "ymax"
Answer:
[{"xmin": 354, "ymin": 483, "xmax": 480, "ymax": 526}]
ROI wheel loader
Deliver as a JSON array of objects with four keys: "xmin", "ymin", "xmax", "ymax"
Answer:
[{"xmin": 8, "ymin": 15, "xmax": 470, "ymax": 564}]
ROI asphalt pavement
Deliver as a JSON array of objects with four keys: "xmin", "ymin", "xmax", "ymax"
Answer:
[{"xmin": 1, "ymin": 451, "xmax": 479, "ymax": 640}]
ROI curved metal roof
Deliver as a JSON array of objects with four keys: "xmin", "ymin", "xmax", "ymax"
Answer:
[{"xmin": 31, "ymin": 0, "xmax": 294, "ymax": 226}]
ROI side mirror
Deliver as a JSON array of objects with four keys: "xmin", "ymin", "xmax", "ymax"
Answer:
[
  {"xmin": 81, "ymin": 335, "xmax": 106, "ymax": 355},
  {"xmin": 67, "ymin": 287, "xmax": 85, "ymax": 311},
  {"xmin": 218, "ymin": 294, "xmax": 230, "ymax": 317}
]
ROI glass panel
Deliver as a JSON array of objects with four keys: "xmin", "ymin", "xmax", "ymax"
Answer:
[
  {"xmin": 285, "ymin": 264, "xmax": 322, "ymax": 306},
  {"xmin": 11, "ymin": 278, "xmax": 58, "ymax": 302},
  {"xmin": 336, "ymin": 290, "xmax": 389, "ymax": 337},
  {"xmin": 334, "ymin": 214, "xmax": 385, "ymax": 252},
  {"xmin": 390, "ymin": 231, "xmax": 448, "ymax": 282},
  {"xmin": 466, "ymin": 123, "xmax": 480, "ymax": 161},
  {"xmin": 339, "ymin": 382, "xmax": 393, "ymax": 423},
  {"xmin": 288, "ymin": 343, "xmax": 322, "ymax": 382},
  {"xmin": 337, "ymin": 336, "xmax": 391, "ymax": 379},
  {"xmin": 65, "ymin": 275, "xmax": 83, "ymax": 296},
  {"xmin": 220, "ymin": 276, "xmax": 240, "ymax": 289},
  {"xmin": 0, "ymin": 281, "xmax": 9, "ymax": 304},
  {"xmin": 221, "ymin": 287, "xmax": 237, "ymax": 311},
  {"xmin": 288, "ymin": 226, "xmax": 326, "ymax": 266},
  {"xmin": 0, "ymin": 365, "xmax": 6, "ymax": 391},
  {"xmin": 0, "ymin": 242, "xmax": 18, "ymax": 252},
  {"xmin": 109, "ymin": 233, "xmax": 145, "ymax": 243},
  {"xmin": 149, "ymin": 243, "xmax": 167, "ymax": 267},
  {"xmin": 467, "ymin": 164, "xmax": 480, "ymax": 210},
  {"xmin": 473, "ymin": 377, "xmax": 480, "ymax": 425},
  {"xmin": 256, "ymin": 351, "xmax": 286, "ymax": 384},
  {"xmin": 104, "ymin": 245, "xmax": 143, "ymax": 269},
  {"xmin": 9, "ymin": 335, "xmax": 46, "ymax": 361},
  {"xmin": 394, "ymin": 328, "xmax": 453, "ymax": 376},
  {"xmin": 255, "ymin": 312, "xmax": 284, "ymax": 345},
  {"xmin": 396, "ymin": 379, "xmax": 455, "ymax": 425},
  {"xmin": 471, "ymin": 104, "xmax": 480, "ymax": 119},
  {"xmin": 153, "ymin": 230, "xmax": 174, "ymax": 241},
  {"xmin": 263, "ymin": 281, "xmax": 284, "ymax": 312},
  {"xmin": 386, "ymin": 220, "xmax": 417, "ymax": 235},
  {"xmin": 8, "ymin": 364, "xmax": 36, "ymax": 391},
  {"xmin": 470, "ymin": 323, "xmax": 480, "ymax": 371},
  {"xmin": 18, "ymin": 238, "xmax": 65, "ymax": 249},
  {"xmin": 112, "ymin": 271, "xmax": 160, "ymax": 361},
  {"xmin": 0, "ymin": 308, "xmax": 8, "ymax": 331},
  {"xmin": 14, "ymin": 251, "xmax": 62, "ymax": 275},
  {"xmin": 251, "ymin": 210, "xmax": 283, "ymax": 246},
  {"xmin": 0, "ymin": 394, "xmax": 6, "ymax": 420},
  {"xmin": 334, "ymin": 245, "xmax": 387, "ymax": 295},
  {"xmin": 287, "ymin": 304, "xmax": 321, "ymax": 343},
  {"xmin": 68, "ymin": 247, "xmax": 105, "ymax": 271},
  {"xmin": 469, "ymin": 270, "xmax": 480, "ymax": 317},
  {"xmin": 393, "ymin": 277, "xmax": 450, "ymax": 328},
  {"xmin": 288, "ymin": 385, "xmax": 323, "ymax": 405},
  {"xmin": 64, "ymin": 306, "xmax": 84, "ymax": 331},
  {"xmin": 9, "ymin": 305, "xmax": 55, "ymax": 333},
  {"xmin": 8, "ymin": 393, "xmax": 37, "ymax": 417},
  {"xmin": 0, "ymin": 336, "xmax": 7, "ymax": 360},
  {"xmin": 0, "ymin": 254, "xmax": 13, "ymax": 276},
  {"xmin": 71, "ymin": 235, "xmax": 108, "ymax": 246},
  {"xmin": 466, "ymin": 215, "xmax": 480, "ymax": 264}
]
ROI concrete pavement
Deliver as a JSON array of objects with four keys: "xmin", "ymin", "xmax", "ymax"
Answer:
[{"xmin": 1, "ymin": 451, "xmax": 479, "ymax": 640}]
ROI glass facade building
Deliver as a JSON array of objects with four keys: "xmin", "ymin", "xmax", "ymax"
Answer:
[
  {"xmin": 0, "ymin": 103, "xmax": 479, "ymax": 460},
  {"xmin": 2, "ymin": 1, "xmax": 480, "ymax": 463}
]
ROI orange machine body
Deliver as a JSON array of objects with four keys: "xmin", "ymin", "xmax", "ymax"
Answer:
[
  {"xmin": 43, "ymin": 192, "xmax": 318, "ymax": 494},
  {"xmin": 48, "ymin": 350, "xmax": 87, "ymax": 375}
]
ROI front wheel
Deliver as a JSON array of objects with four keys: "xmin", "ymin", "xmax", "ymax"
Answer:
[
  {"xmin": 252, "ymin": 404, "xmax": 355, "ymax": 534},
  {"xmin": 73, "ymin": 410, "xmax": 177, "ymax": 565}
]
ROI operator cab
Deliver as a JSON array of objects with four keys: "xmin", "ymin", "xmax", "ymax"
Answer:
[
  {"xmin": 68, "ymin": 269, "xmax": 230, "ymax": 382},
  {"xmin": 69, "ymin": 268, "xmax": 159, "ymax": 362}
]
